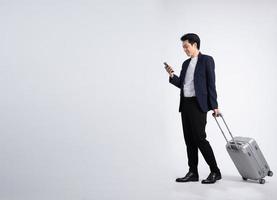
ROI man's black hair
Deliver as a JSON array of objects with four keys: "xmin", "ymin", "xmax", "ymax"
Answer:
[{"xmin": 180, "ymin": 33, "xmax": 200, "ymax": 50}]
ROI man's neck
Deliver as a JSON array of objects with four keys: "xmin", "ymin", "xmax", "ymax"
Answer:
[{"xmin": 191, "ymin": 50, "xmax": 200, "ymax": 58}]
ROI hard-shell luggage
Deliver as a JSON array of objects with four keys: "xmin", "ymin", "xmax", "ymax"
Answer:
[{"xmin": 214, "ymin": 114, "xmax": 273, "ymax": 184}]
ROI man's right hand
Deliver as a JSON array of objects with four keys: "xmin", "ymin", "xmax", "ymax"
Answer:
[{"xmin": 165, "ymin": 64, "xmax": 174, "ymax": 78}]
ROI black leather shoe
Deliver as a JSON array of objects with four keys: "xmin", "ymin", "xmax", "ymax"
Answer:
[
  {"xmin": 176, "ymin": 172, "xmax": 199, "ymax": 182},
  {"xmin": 201, "ymin": 172, "xmax": 222, "ymax": 184}
]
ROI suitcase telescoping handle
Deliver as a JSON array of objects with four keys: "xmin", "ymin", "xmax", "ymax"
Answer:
[{"xmin": 213, "ymin": 113, "xmax": 239, "ymax": 149}]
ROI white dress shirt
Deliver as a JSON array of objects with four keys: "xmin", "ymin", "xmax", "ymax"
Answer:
[{"xmin": 183, "ymin": 56, "xmax": 198, "ymax": 97}]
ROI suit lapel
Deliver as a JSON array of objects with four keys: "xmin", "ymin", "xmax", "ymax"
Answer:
[
  {"xmin": 194, "ymin": 52, "xmax": 203, "ymax": 79},
  {"xmin": 181, "ymin": 52, "xmax": 202, "ymax": 85},
  {"xmin": 180, "ymin": 59, "xmax": 190, "ymax": 85}
]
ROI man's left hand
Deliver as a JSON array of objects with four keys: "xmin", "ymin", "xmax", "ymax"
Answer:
[{"xmin": 212, "ymin": 109, "xmax": 220, "ymax": 117}]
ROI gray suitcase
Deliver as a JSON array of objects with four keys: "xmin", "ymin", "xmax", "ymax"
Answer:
[{"xmin": 214, "ymin": 114, "xmax": 273, "ymax": 184}]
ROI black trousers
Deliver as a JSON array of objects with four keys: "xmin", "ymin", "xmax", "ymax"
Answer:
[{"xmin": 180, "ymin": 96, "xmax": 220, "ymax": 175}]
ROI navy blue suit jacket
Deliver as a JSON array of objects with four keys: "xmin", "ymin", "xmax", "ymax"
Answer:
[{"xmin": 169, "ymin": 52, "xmax": 218, "ymax": 113}]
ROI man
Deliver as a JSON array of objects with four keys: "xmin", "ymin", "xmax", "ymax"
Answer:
[{"xmin": 165, "ymin": 33, "xmax": 221, "ymax": 184}]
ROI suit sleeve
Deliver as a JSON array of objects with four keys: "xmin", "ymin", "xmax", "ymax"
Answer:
[
  {"xmin": 169, "ymin": 66, "xmax": 183, "ymax": 89},
  {"xmin": 169, "ymin": 74, "xmax": 181, "ymax": 88},
  {"xmin": 206, "ymin": 56, "xmax": 218, "ymax": 109}
]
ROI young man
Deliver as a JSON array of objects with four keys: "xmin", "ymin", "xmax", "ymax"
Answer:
[{"xmin": 165, "ymin": 33, "xmax": 221, "ymax": 184}]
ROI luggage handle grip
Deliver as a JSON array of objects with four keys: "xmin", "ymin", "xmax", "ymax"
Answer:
[{"xmin": 213, "ymin": 113, "xmax": 240, "ymax": 149}]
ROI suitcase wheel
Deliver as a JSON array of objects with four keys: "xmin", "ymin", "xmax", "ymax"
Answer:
[
  {"xmin": 242, "ymin": 177, "xmax": 247, "ymax": 181},
  {"xmin": 267, "ymin": 171, "xmax": 273, "ymax": 177},
  {"xmin": 259, "ymin": 179, "xmax": 265, "ymax": 184}
]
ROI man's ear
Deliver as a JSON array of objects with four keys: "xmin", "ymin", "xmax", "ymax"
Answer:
[{"xmin": 193, "ymin": 42, "xmax": 198, "ymax": 49}]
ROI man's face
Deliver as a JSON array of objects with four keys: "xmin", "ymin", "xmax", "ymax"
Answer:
[{"xmin": 182, "ymin": 40, "xmax": 197, "ymax": 57}]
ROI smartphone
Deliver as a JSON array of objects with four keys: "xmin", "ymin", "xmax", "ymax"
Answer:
[{"xmin": 163, "ymin": 62, "xmax": 174, "ymax": 73}]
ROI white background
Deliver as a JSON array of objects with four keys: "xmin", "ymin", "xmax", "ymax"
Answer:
[{"xmin": 0, "ymin": 0, "xmax": 277, "ymax": 199}]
